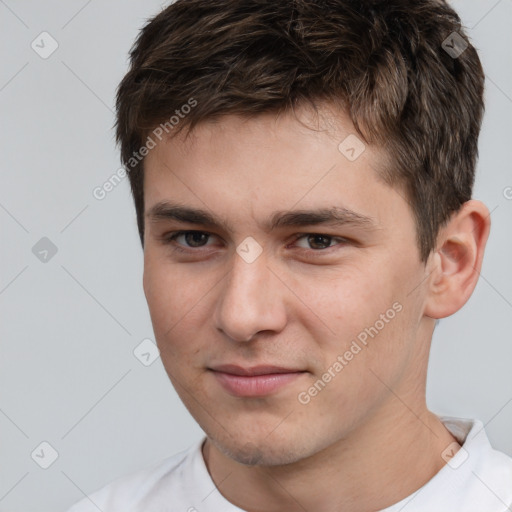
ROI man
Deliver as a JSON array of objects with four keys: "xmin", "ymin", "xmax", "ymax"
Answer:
[{"xmin": 67, "ymin": 0, "xmax": 512, "ymax": 510}]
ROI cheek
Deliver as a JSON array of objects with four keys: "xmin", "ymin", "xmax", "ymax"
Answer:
[
  {"xmin": 288, "ymin": 263, "xmax": 391, "ymax": 337},
  {"xmin": 303, "ymin": 307, "xmax": 412, "ymax": 430},
  {"xmin": 301, "ymin": 265, "xmax": 411, "ymax": 376},
  {"xmin": 144, "ymin": 264, "xmax": 177, "ymax": 333},
  {"xmin": 143, "ymin": 257, "xmax": 191, "ymax": 341},
  {"xmin": 143, "ymin": 255, "xmax": 221, "ymax": 360}
]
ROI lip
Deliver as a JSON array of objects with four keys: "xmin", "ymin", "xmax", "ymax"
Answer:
[
  {"xmin": 209, "ymin": 364, "xmax": 306, "ymax": 397},
  {"xmin": 210, "ymin": 364, "xmax": 303, "ymax": 376}
]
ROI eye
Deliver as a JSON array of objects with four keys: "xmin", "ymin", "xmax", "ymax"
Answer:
[
  {"xmin": 291, "ymin": 233, "xmax": 348, "ymax": 251},
  {"xmin": 160, "ymin": 230, "xmax": 349, "ymax": 256},
  {"xmin": 163, "ymin": 230, "xmax": 218, "ymax": 250}
]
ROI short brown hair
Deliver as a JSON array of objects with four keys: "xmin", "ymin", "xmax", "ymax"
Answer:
[{"xmin": 115, "ymin": 0, "xmax": 485, "ymax": 263}]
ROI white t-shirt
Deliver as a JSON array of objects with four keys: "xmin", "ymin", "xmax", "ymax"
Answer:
[{"xmin": 66, "ymin": 416, "xmax": 512, "ymax": 512}]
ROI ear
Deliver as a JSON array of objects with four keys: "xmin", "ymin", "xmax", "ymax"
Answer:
[{"xmin": 423, "ymin": 200, "xmax": 491, "ymax": 319}]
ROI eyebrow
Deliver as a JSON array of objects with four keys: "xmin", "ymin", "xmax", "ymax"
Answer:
[{"xmin": 146, "ymin": 201, "xmax": 379, "ymax": 233}]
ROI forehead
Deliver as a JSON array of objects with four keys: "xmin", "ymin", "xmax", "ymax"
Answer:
[
  {"xmin": 142, "ymin": 105, "xmax": 405, "ymax": 234},
  {"xmin": 155, "ymin": 104, "xmax": 383, "ymax": 165}
]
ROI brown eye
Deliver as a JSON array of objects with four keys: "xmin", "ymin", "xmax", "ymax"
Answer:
[
  {"xmin": 181, "ymin": 232, "xmax": 210, "ymax": 247},
  {"xmin": 164, "ymin": 231, "xmax": 215, "ymax": 248},
  {"xmin": 293, "ymin": 234, "xmax": 347, "ymax": 251},
  {"xmin": 307, "ymin": 234, "xmax": 332, "ymax": 250}
]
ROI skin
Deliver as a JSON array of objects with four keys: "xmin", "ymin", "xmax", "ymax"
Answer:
[{"xmin": 142, "ymin": 104, "xmax": 491, "ymax": 512}]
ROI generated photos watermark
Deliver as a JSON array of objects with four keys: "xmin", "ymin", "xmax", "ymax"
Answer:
[
  {"xmin": 93, "ymin": 97, "xmax": 197, "ymax": 200},
  {"xmin": 298, "ymin": 301, "xmax": 403, "ymax": 405}
]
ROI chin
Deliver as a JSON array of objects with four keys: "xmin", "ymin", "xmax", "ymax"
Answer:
[{"xmin": 208, "ymin": 431, "xmax": 310, "ymax": 467}]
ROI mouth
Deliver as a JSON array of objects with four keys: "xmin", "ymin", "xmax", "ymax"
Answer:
[{"xmin": 208, "ymin": 364, "xmax": 307, "ymax": 397}]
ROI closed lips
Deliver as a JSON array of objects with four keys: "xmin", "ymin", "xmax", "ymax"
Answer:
[{"xmin": 210, "ymin": 364, "xmax": 306, "ymax": 376}]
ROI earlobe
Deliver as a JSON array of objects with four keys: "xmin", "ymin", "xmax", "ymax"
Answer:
[{"xmin": 423, "ymin": 200, "xmax": 491, "ymax": 319}]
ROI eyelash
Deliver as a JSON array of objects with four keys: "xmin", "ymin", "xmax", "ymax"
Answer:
[{"xmin": 161, "ymin": 230, "xmax": 349, "ymax": 255}]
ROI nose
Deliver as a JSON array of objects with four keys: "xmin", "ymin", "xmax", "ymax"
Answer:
[{"xmin": 213, "ymin": 248, "xmax": 287, "ymax": 342}]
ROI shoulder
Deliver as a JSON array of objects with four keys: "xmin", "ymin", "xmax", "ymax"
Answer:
[
  {"xmin": 428, "ymin": 416, "xmax": 512, "ymax": 510},
  {"xmin": 65, "ymin": 440, "xmax": 201, "ymax": 512},
  {"xmin": 382, "ymin": 417, "xmax": 512, "ymax": 512}
]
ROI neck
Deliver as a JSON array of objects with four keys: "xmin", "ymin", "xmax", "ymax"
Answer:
[{"xmin": 202, "ymin": 401, "xmax": 459, "ymax": 512}]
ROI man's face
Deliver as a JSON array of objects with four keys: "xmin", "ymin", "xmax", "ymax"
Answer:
[{"xmin": 142, "ymin": 106, "xmax": 433, "ymax": 466}]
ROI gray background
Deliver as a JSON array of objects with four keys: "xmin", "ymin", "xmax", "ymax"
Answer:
[{"xmin": 0, "ymin": 1, "xmax": 511, "ymax": 511}]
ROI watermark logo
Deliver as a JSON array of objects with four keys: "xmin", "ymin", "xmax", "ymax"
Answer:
[
  {"xmin": 31, "ymin": 441, "xmax": 59, "ymax": 469},
  {"xmin": 236, "ymin": 237, "xmax": 263, "ymax": 263},
  {"xmin": 133, "ymin": 338, "xmax": 160, "ymax": 367},
  {"xmin": 31, "ymin": 32, "xmax": 59, "ymax": 59},
  {"xmin": 441, "ymin": 441, "xmax": 469, "ymax": 469},
  {"xmin": 32, "ymin": 237, "xmax": 58, "ymax": 263},
  {"xmin": 338, "ymin": 134, "xmax": 366, "ymax": 162},
  {"xmin": 442, "ymin": 32, "xmax": 468, "ymax": 59}
]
